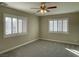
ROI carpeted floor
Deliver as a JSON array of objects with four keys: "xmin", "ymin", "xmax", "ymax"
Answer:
[{"xmin": 0, "ymin": 39, "xmax": 79, "ymax": 57}]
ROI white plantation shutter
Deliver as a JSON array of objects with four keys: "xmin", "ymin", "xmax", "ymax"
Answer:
[
  {"xmin": 58, "ymin": 20, "xmax": 62, "ymax": 32},
  {"xmin": 54, "ymin": 20, "xmax": 57, "ymax": 32},
  {"xmin": 18, "ymin": 19, "xmax": 22, "ymax": 33},
  {"xmin": 4, "ymin": 14, "xmax": 27, "ymax": 37},
  {"xmin": 13, "ymin": 18, "xmax": 17, "ymax": 33},
  {"xmin": 49, "ymin": 19, "xmax": 68, "ymax": 33},
  {"xmin": 49, "ymin": 21, "xmax": 53, "ymax": 32},
  {"xmin": 5, "ymin": 17, "xmax": 12, "ymax": 35},
  {"xmin": 63, "ymin": 20, "xmax": 68, "ymax": 32}
]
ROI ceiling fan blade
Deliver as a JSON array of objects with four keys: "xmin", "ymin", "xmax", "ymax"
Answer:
[
  {"xmin": 46, "ymin": 10, "xmax": 50, "ymax": 12},
  {"xmin": 31, "ymin": 8, "xmax": 40, "ymax": 9},
  {"xmin": 47, "ymin": 6, "xmax": 57, "ymax": 9},
  {"xmin": 36, "ymin": 10, "xmax": 40, "ymax": 13},
  {"xmin": 33, "ymin": 10, "xmax": 40, "ymax": 14}
]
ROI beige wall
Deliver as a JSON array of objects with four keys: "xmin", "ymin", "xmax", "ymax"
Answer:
[
  {"xmin": 39, "ymin": 12, "xmax": 79, "ymax": 44},
  {"xmin": 0, "ymin": 6, "xmax": 39, "ymax": 52}
]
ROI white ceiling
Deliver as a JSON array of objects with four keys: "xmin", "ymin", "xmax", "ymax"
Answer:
[{"xmin": 4, "ymin": 2, "xmax": 79, "ymax": 16}]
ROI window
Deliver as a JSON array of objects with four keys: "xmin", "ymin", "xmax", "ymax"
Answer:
[
  {"xmin": 53, "ymin": 20, "xmax": 57, "ymax": 32},
  {"xmin": 4, "ymin": 14, "xmax": 27, "ymax": 37},
  {"xmin": 58, "ymin": 20, "xmax": 62, "ymax": 32},
  {"xmin": 49, "ymin": 19, "xmax": 68, "ymax": 33},
  {"xmin": 49, "ymin": 21, "xmax": 53, "ymax": 31},
  {"xmin": 13, "ymin": 18, "xmax": 17, "ymax": 33},
  {"xmin": 5, "ymin": 17, "xmax": 12, "ymax": 35},
  {"xmin": 18, "ymin": 19, "xmax": 22, "ymax": 33},
  {"xmin": 63, "ymin": 20, "xmax": 68, "ymax": 32}
]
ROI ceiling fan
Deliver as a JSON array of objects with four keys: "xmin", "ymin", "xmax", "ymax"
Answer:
[{"xmin": 31, "ymin": 2, "xmax": 57, "ymax": 15}]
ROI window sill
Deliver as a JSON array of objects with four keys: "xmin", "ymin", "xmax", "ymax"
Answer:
[
  {"xmin": 4, "ymin": 33, "xmax": 27, "ymax": 38},
  {"xmin": 48, "ymin": 31, "xmax": 69, "ymax": 34}
]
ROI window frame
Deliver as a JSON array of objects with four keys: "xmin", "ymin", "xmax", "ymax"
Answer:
[
  {"xmin": 48, "ymin": 18, "xmax": 69, "ymax": 34},
  {"xmin": 3, "ymin": 14, "xmax": 27, "ymax": 38}
]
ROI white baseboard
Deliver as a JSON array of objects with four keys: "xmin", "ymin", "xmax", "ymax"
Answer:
[
  {"xmin": 0, "ymin": 39, "xmax": 38, "ymax": 54},
  {"xmin": 40, "ymin": 38, "xmax": 79, "ymax": 46}
]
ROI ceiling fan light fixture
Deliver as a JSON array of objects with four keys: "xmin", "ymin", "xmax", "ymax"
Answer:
[
  {"xmin": 40, "ymin": 9, "xmax": 47, "ymax": 14},
  {"xmin": 44, "ymin": 10, "xmax": 47, "ymax": 13},
  {"xmin": 40, "ymin": 9, "xmax": 44, "ymax": 13}
]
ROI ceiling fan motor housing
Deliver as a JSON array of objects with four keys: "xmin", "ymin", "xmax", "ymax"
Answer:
[{"xmin": 40, "ymin": 3, "xmax": 47, "ymax": 10}]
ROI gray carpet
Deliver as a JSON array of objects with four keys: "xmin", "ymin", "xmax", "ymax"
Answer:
[{"xmin": 0, "ymin": 39, "xmax": 79, "ymax": 57}]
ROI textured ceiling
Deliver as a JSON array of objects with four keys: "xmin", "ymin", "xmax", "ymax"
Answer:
[{"xmin": 4, "ymin": 2, "xmax": 79, "ymax": 16}]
